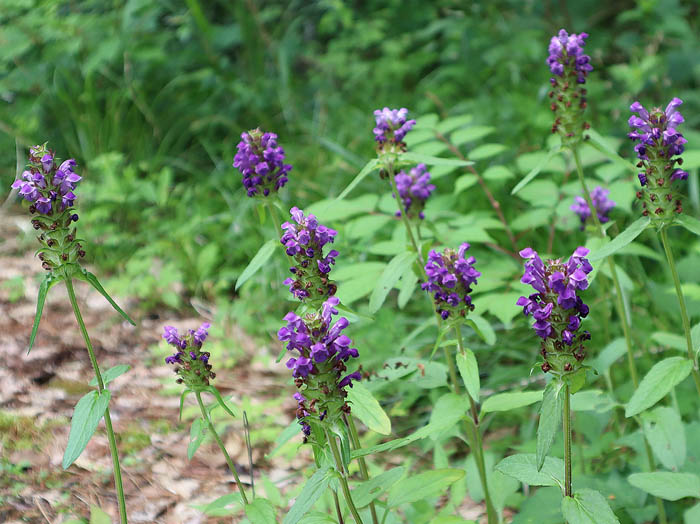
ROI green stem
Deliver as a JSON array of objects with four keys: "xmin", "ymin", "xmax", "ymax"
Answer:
[
  {"xmin": 454, "ymin": 326, "xmax": 498, "ymax": 524},
  {"xmin": 195, "ymin": 391, "xmax": 249, "ymax": 505},
  {"xmin": 659, "ymin": 228, "xmax": 700, "ymax": 396},
  {"xmin": 563, "ymin": 383, "xmax": 572, "ymax": 498},
  {"xmin": 332, "ymin": 490, "xmax": 345, "ymax": 524},
  {"xmin": 326, "ymin": 428, "xmax": 364, "ymax": 524},
  {"xmin": 65, "ymin": 278, "xmax": 128, "ymax": 524},
  {"xmin": 387, "ymin": 166, "xmax": 424, "ymax": 265},
  {"xmin": 344, "ymin": 415, "xmax": 379, "ymax": 524}
]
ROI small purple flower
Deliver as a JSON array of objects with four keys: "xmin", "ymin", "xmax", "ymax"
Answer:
[
  {"xmin": 278, "ymin": 296, "xmax": 361, "ymax": 436},
  {"xmin": 517, "ymin": 247, "xmax": 593, "ymax": 374},
  {"xmin": 570, "ymin": 186, "xmax": 615, "ymax": 229},
  {"xmin": 546, "ymin": 30, "xmax": 592, "ymax": 145},
  {"xmin": 163, "ymin": 323, "xmax": 216, "ymax": 386},
  {"xmin": 373, "ymin": 107, "xmax": 416, "ymax": 153},
  {"xmin": 629, "ymin": 98, "xmax": 687, "ymax": 220},
  {"xmin": 421, "ymin": 243, "xmax": 480, "ymax": 320},
  {"xmin": 11, "ymin": 144, "xmax": 81, "ymax": 216},
  {"xmin": 281, "ymin": 207, "xmax": 338, "ymax": 301},
  {"xmin": 233, "ymin": 128, "xmax": 292, "ymax": 197},
  {"xmin": 394, "ymin": 164, "xmax": 435, "ymax": 220}
]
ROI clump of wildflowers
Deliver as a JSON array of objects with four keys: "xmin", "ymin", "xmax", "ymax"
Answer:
[
  {"xmin": 233, "ymin": 128, "xmax": 292, "ymax": 197},
  {"xmin": 164, "ymin": 323, "xmax": 217, "ymax": 387},
  {"xmin": 629, "ymin": 98, "xmax": 688, "ymax": 222},
  {"xmin": 373, "ymin": 107, "xmax": 416, "ymax": 154},
  {"xmin": 11, "ymin": 144, "xmax": 86, "ymax": 272},
  {"xmin": 421, "ymin": 243, "xmax": 481, "ymax": 321},
  {"xmin": 394, "ymin": 163, "xmax": 435, "ymax": 220},
  {"xmin": 546, "ymin": 29, "xmax": 592, "ymax": 146},
  {"xmin": 281, "ymin": 207, "xmax": 339, "ymax": 301},
  {"xmin": 516, "ymin": 247, "xmax": 592, "ymax": 375},
  {"xmin": 570, "ymin": 186, "xmax": 615, "ymax": 229},
  {"xmin": 278, "ymin": 297, "xmax": 361, "ymax": 438}
]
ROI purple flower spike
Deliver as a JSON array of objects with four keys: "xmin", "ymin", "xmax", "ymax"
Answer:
[
  {"xmin": 233, "ymin": 128, "xmax": 292, "ymax": 197},
  {"xmin": 281, "ymin": 207, "xmax": 338, "ymax": 301},
  {"xmin": 517, "ymin": 247, "xmax": 593, "ymax": 375},
  {"xmin": 373, "ymin": 107, "xmax": 416, "ymax": 154},
  {"xmin": 629, "ymin": 98, "xmax": 688, "ymax": 221},
  {"xmin": 421, "ymin": 243, "xmax": 480, "ymax": 320},
  {"xmin": 394, "ymin": 164, "xmax": 435, "ymax": 220},
  {"xmin": 278, "ymin": 297, "xmax": 361, "ymax": 437},
  {"xmin": 163, "ymin": 323, "xmax": 217, "ymax": 387},
  {"xmin": 570, "ymin": 186, "xmax": 615, "ymax": 229},
  {"xmin": 546, "ymin": 29, "xmax": 592, "ymax": 145}
]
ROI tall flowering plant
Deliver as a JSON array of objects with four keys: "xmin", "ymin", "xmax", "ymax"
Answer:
[
  {"xmin": 163, "ymin": 323, "xmax": 249, "ymax": 505},
  {"xmin": 12, "ymin": 144, "xmax": 135, "ymax": 524}
]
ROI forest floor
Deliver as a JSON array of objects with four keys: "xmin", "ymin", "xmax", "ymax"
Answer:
[{"xmin": 0, "ymin": 212, "xmax": 486, "ymax": 524}]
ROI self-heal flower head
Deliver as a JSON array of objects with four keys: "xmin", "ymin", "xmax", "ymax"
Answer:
[
  {"xmin": 163, "ymin": 323, "xmax": 216, "ymax": 387},
  {"xmin": 546, "ymin": 29, "xmax": 592, "ymax": 146},
  {"xmin": 281, "ymin": 207, "xmax": 338, "ymax": 301},
  {"xmin": 394, "ymin": 164, "xmax": 436, "ymax": 220},
  {"xmin": 233, "ymin": 128, "xmax": 292, "ymax": 197},
  {"xmin": 421, "ymin": 243, "xmax": 481, "ymax": 321},
  {"xmin": 11, "ymin": 144, "xmax": 81, "ymax": 215},
  {"xmin": 277, "ymin": 297, "xmax": 361, "ymax": 438},
  {"xmin": 516, "ymin": 247, "xmax": 592, "ymax": 375},
  {"xmin": 11, "ymin": 144, "xmax": 86, "ymax": 273},
  {"xmin": 629, "ymin": 98, "xmax": 687, "ymax": 223},
  {"xmin": 570, "ymin": 186, "xmax": 615, "ymax": 229},
  {"xmin": 373, "ymin": 107, "xmax": 416, "ymax": 154}
]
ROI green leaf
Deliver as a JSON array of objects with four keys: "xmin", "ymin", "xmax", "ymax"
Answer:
[
  {"xmin": 481, "ymin": 390, "xmax": 544, "ymax": 414},
  {"xmin": 387, "ymin": 469, "xmax": 465, "ymax": 507},
  {"xmin": 511, "ymin": 146, "xmax": 560, "ymax": 195},
  {"xmin": 179, "ymin": 389, "xmax": 191, "ymax": 421},
  {"xmin": 495, "ymin": 453, "xmax": 564, "ymax": 488},
  {"xmin": 267, "ymin": 421, "xmax": 300, "ymax": 458},
  {"xmin": 642, "ymin": 406, "xmax": 686, "ymax": 471},
  {"xmin": 401, "ymin": 152, "xmax": 473, "ymax": 167},
  {"xmin": 298, "ymin": 512, "xmax": 337, "ymax": 524},
  {"xmin": 625, "ymin": 357, "xmax": 693, "ymax": 417},
  {"xmin": 345, "ymin": 383, "xmax": 391, "ymax": 435},
  {"xmin": 586, "ymin": 128, "xmax": 637, "ymax": 173},
  {"xmin": 537, "ymin": 379, "xmax": 563, "ymax": 470},
  {"xmin": 628, "ymin": 472, "xmax": 700, "ymax": 501},
  {"xmin": 89, "ymin": 365, "xmax": 130, "ymax": 387},
  {"xmin": 429, "ymin": 393, "xmax": 467, "ymax": 441},
  {"xmin": 451, "ymin": 125, "xmax": 495, "ymax": 145},
  {"xmin": 28, "ymin": 273, "xmax": 52, "ymax": 354},
  {"xmin": 236, "ymin": 240, "xmax": 277, "ymax": 290},
  {"xmin": 337, "ymin": 158, "xmax": 379, "ymax": 199},
  {"xmin": 282, "ymin": 466, "xmax": 333, "ymax": 524},
  {"xmin": 677, "ymin": 214, "xmax": 700, "ymax": 236},
  {"xmin": 351, "ymin": 466, "xmax": 405, "ymax": 507},
  {"xmin": 63, "ymin": 390, "xmax": 111, "ymax": 469},
  {"xmin": 456, "ymin": 349, "xmax": 480, "ymax": 401},
  {"xmin": 468, "ymin": 143, "xmax": 507, "ymax": 161},
  {"xmin": 685, "ymin": 502, "xmax": 700, "ymax": 524},
  {"xmin": 464, "ymin": 314, "xmax": 496, "ymax": 346},
  {"xmin": 587, "ymin": 217, "xmax": 650, "ymax": 261},
  {"xmin": 368, "ymin": 251, "xmax": 416, "ymax": 313},
  {"xmin": 206, "ymin": 385, "xmax": 237, "ymax": 418},
  {"xmin": 81, "ymin": 270, "xmax": 136, "ymax": 325},
  {"xmin": 187, "ymin": 418, "xmax": 207, "ymax": 460},
  {"xmin": 89, "ymin": 505, "xmax": 111, "ymax": 524},
  {"xmin": 245, "ymin": 498, "xmax": 277, "ymax": 524},
  {"xmin": 561, "ymin": 488, "xmax": 621, "ymax": 524}
]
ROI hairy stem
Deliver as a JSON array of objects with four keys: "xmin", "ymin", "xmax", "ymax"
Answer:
[
  {"xmin": 195, "ymin": 391, "xmax": 249, "ymax": 505},
  {"xmin": 660, "ymin": 228, "xmax": 700, "ymax": 396},
  {"xmin": 65, "ymin": 278, "xmax": 128, "ymax": 524},
  {"xmin": 563, "ymin": 383, "xmax": 572, "ymax": 498},
  {"xmin": 326, "ymin": 428, "xmax": 364, "ymax": 524},
  {"xmin": 344, "ymin": 415, "xmax": 379, "ymax": 524}
]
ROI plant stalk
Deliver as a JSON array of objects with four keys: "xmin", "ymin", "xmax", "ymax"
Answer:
[
  {"xmin": 326, "ymin": 428, "xmax": 364, "ymax": 524},
  {"xmin": 65, "ymin": 278, "xmax": 128, "ymax": 524},
  {"xmin": 332, "ymin": 490, "xmax": 345, "ymax": 524},
  {"xmin": 343, "ymin": 414, "xmax": 379, "ymax": 524},
  {"xmin": 659, "ymin": 228, "xmax": 700, "ymax": 396},
  {"xmin": 387, "ymin": 165, "xmax": 424, "ymax": 265},
  {"xmin": 195, "ymin": 391, "xmax": 249, "ymax": 505},
  {"xmin": 563, "ymin": 383, "xmax": 572, "ymax": 498}
]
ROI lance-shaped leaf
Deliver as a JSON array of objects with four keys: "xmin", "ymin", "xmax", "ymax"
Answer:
[
  {"xmin": 235, "ymin": 239, "xmax": 277, "ymax": 291},
  {"xmin": 89, "ymin": 364, "xmax": 130, "ymax": 387},
  {"xmin": 282, "ymin": 466, "xmax": 333, "ymax": 524},
  {"xmin": 28, "ymin": 273, "xmax": 53, "ymax": 354},
  {"xmin": 587, "ymin": 216, "xmax": 650, "ymax": 261},
  {"xmin": 537, "ymin": 379, "xmax": 563, "ymax": 470},
  {"xmin": 63, "ymin": 389, "xmax": 111, "ymax": 469},
  {"xmin": 676, "ymin": 213, "xmax": 700, "ymax": 237},
  {"xmin": 79, "ymin": 269, "xmax": 135, "ymax": 325},
  {"xmin": 625, "ymin": 357, "xmax": 692, "ymax": 417},
  {"xmin": 456, "ymin": 349, "xmax": 480, "ymax": 401},
  {"xmin": 401, "ymin": 152, "xmax": 473, "ymax": 167},
  {"xmin": 511, "ymin": 145, "xmax": 561, "ymax": 195},
  {"xmin": 179, "ymin": 389, "xmax": 192, "ymax": 421},
  {"xmin": 205, "ymin": 385, "xmax": 237, "ymax": 418},
  {"xmin": 337, "ymin": 158, "xmax": 379, "ymax": 200}
]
